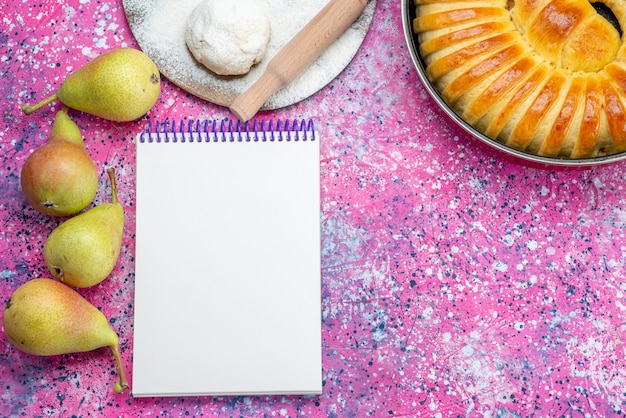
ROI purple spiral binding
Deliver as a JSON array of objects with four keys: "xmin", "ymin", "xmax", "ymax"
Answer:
[{"xmin": 138, "ymin": 119, "xmax": 315, "ymax": 143}]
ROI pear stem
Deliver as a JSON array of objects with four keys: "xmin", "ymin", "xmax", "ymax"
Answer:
[
  {"xmin": 21, "ymin": 93, "xmax": 59, "ymax": 115},
  {"xmin": 111, "ymin": 344, "xmax": 129, "ymax": 393},
  {"xmin": 106, "ymin": 167, "xmax": 119, "ymax": 205}
]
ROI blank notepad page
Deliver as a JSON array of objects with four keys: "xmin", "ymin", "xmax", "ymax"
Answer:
[{"xmin": 132, "ymin": 121, "xmax": 321, "ymax": 397}]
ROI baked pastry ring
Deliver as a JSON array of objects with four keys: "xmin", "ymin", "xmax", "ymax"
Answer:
[{"xmin": 413, "ymin": 0, "xmax": 626, "ymax": 159}]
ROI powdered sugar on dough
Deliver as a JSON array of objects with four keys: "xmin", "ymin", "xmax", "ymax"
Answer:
[
  {"xmin": 185, "ymin": 0, "xmax": 271, "ymax": 76},
  {"xmin": 123, "ymin": 0, "xmax": 376, "ymax": 109}
]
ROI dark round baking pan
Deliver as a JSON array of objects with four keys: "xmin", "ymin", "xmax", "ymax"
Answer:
[{"xmin": 401, "ymin": 0, "xmax": 626, "ymax": 168}]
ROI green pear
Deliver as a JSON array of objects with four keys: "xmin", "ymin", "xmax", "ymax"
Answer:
[
  {"xmin": 2, "ymin": 278, "xmax": 129, "ymax": 393},
  {"xmin": 20, "ymin": 107, "xmax": 98, "ymax": 216},
  {"xmin": 44, "ymin": 167, "xmax": 124, "ymax": 288},
  {"xmin": 21, "ymin": 48, "xmax": 160, "ymax": 122}
]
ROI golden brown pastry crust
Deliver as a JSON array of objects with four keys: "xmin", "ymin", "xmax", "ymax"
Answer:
[{"xmin": 413, "ymin": 0, "xmax": 626, "ymax": 158}]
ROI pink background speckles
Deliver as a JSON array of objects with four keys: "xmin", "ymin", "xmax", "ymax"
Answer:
[{"xmin": 3, "ymin": 0, "xmax": 626, "ymax": 416}]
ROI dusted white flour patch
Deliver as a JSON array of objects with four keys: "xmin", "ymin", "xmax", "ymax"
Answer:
[
  {"xmin": 122, "ymin": 0, "xmax": 376, "ymax": 110},
  {"xmin": 185, "ymin": 0, "xmax": 271, "ymax": 76}
]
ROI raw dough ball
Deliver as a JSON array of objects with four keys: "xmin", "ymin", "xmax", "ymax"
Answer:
[{"xmin": 185, "ymin": 0, "xmax": 271, "ymax": 76}]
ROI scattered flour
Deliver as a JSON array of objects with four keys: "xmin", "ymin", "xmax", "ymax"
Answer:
[{"xmin": 122, "ymin": 0, "xmax": 376, "ymax": 109}]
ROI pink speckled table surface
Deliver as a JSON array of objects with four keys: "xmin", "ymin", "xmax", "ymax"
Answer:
[{"xmin": 2, "ymin": 1, "xmax": 626, "ymax": 416}]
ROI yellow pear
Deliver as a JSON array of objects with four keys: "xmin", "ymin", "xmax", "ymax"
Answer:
[
  {"xmin": 44, "ymin": 167, "xmax": 124, "ymax": 288},
  {"xmin": 21, "ymin": 48, "xmax": 160, "ymax": 122},
  {"xmin": 2, "ymin": 278, "xmax": 128, "ymax": 392},
  {"xmin": 20, "ymin": 107, "xmax": 98, "ymax": 216}
]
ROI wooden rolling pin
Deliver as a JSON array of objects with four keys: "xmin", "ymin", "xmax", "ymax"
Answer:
[{"xmin": 229, "ymin": 0, "xmax": 369, "ymax": 121}]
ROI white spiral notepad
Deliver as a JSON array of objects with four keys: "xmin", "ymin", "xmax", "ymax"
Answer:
[{"xmin": 132, "ymin": 119, "xmax": 322, "ymax": 397}]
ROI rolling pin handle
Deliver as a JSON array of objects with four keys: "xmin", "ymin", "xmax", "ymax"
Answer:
[{"xmin": 229, "ymin": 0, "xmax": 369, "ymax": 121}]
